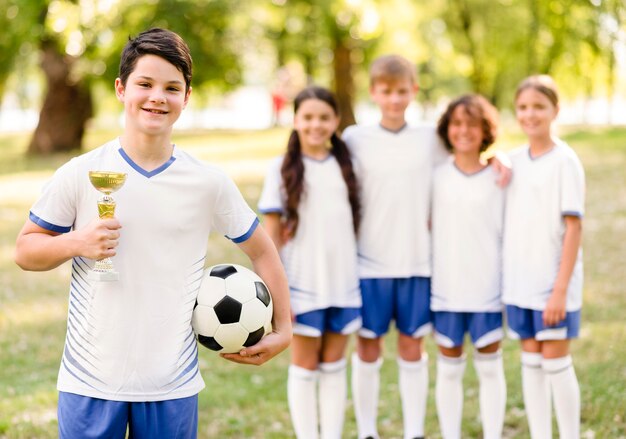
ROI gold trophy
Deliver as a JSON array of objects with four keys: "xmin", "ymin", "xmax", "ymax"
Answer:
[{"xmin": 88, "ymin": 171, "xmax": 127, "ymax": 281}]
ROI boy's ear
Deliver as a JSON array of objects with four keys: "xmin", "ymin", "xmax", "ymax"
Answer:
[
  {"xmin": 183, "ymin": 87, "xmax": 192, "ymax": 109},
  {"xmin": 115, "ymin": 78, "xmax": 125, "ymax": 102}
]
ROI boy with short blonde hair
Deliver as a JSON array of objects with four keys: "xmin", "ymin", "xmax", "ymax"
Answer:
[{"xmin": 343, "ymin": 54, "xmax": 446, "ymax": 439}]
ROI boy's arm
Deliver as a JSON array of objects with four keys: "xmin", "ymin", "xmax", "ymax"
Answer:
[
  {"xmin": 221, "ymin": 225, "xmax": 292, "ymax": 365},
  {"xmin": 15, "ymin": 218, "xmax": 122, "ymax": 271},
  {"xmin": 261, "ymin": 213, "xmax": 284, "ymax": 251},
  {"xmin": 543, "ymin": 215, "xmax": 582, "ymax": 326}
]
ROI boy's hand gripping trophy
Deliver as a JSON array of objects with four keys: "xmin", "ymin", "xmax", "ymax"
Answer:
[{"xmin": 88, "ymin": 171, "xmax": 127, "ymax": 281}]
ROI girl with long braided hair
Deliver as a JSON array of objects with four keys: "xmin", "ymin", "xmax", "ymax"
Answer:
[{"xmin": 259, "ymin": 85, "xmax": 361, "ymax": 439}]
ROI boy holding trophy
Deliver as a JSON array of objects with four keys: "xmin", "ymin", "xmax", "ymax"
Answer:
[{"xmin": 14, "ymin": 28, "xmax": 291, "ymax": 438}]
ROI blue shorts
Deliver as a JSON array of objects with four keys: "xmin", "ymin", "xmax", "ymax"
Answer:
[
  {"xmin": 359, "ymin": 277, "xmax": 431, "ymax": 339},
  {"xmin": 58, "ymin": 391, "xmax": 198, "ymax": 439},
  {"xmin": 293, "ymin": 307, "xmax": 362, "ymax": 337},
  {"xmin": 506, "ymin": 305, "xmax": 581, "ymax": 341},
  {"xmin": 433, "ymin": 311, "xmax": 503, "ymax": 349}
]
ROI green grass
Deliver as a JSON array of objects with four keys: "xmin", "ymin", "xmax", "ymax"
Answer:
[{"xmin": 1, "ymin": 126, "xmax": 625, "ymax": 438}]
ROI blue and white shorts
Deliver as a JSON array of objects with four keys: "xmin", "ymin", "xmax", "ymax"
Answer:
[
  {"xmin": 359, "ymin": 277, "xmax": 431, "ymax": 339},
  {"xmin": 433, "ymin": 311, "xmax": 503, "ymax": 349},
  {"xmin": 58, "ymin": 391, "xmax": 198, "ymax": 439},
  {"xmin": 506, "ymin": 304, "xmax": 581, "ymax": 341},
  {"xmin": 293, "ymin": 307, "xmax": 362, "ymax": 337}
]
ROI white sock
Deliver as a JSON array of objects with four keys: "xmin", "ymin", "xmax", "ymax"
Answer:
[
  {"xmin": 435, "ymin": 354, "xmax": 465, "ymax": 439},
  {"xmin": 288, "ymin": 364, "xmax": 319, "ymax": 439},
  {"xmin": 474, "ymin": 350, "xmax": 506, "ymax": 439},
  {"xmin": 351, "ymin": 352, "xmax": 382, "ymax": 439},
  {"xmin": 543, "ymin": 355, "xmax": 580, "ymax": 439},
  {"xmin": 319, "ymin": 359, "xmax": 347, "ymax": 439},
  {"xmin": 398, "ymin": 354, "xmax": 429, "ymax": 439},
  {"xmin": 521, "ymin": 352, "xmax": 552, "ymax": 439}
]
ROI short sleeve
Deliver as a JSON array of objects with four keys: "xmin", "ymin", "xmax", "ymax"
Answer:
[
  {"xmin": 257, "ymin": 156, "xmax": 285, "ymax": 214},
  {"xmin": 29, "ymin": 159, "xmax": 79, "ymax": 233},
  {"xmin": 211, "ymin": 174, "xmax": 258, "ymax": 243},
  {"xmin": 560, "ymin": 153, "xmax": 585, "ymax": 217}
]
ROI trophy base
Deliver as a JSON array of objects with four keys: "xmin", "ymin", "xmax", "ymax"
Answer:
[{"xmin": 89, "ymin": 270, "xmax": 119, "ymax": 282}]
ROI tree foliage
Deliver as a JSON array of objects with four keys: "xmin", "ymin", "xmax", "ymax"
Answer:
[
  {"xmin": 8, "ymin": 0, "xmax": 244, "ymax": 154},
  {"xmin": 2, "ymin": 0, "xmax": 626, "ymax": 154}
]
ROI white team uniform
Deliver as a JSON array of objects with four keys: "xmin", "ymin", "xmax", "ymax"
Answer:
[
  {"xmin": 342, "ymin": 124, "xmax": 448, "ymax": 279},
  {"xmin": 29, "ymin": 138, "xmax": 258, "ymax": 402},
  {"xmin": 503, "ymin": 140, "xmax": 585, "ymax": 312},
  {"xmin": 431, "ymin": 160, "xmax": 505, "ymax": 312},
  {"xmin": 258, "ymin": 155, "xmax": 361, "ymax": 316}
]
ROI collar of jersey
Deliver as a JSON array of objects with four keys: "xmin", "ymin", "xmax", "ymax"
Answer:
[{"xmin": 117, "ymin": 146, "xmax": 177, "ymax": 178}]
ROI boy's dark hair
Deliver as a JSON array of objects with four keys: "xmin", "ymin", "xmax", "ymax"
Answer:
[
  {"xmin": 281, "ymin": 86, "xmax": 360, "ymax": 237},
  {"xmin": 119, "ymin": 28, "xmax": 192, "ymax": 92},
  {"xmin": 369, "ymin": 54, "xmax": 417, "ymax": 86},
  {"xmin": 437, "ymin": 94, "xmax": 499, "ymax": 153},
  {"xmin": 515, "ymin": 74, "xmax": 559, "ymax": 107}
]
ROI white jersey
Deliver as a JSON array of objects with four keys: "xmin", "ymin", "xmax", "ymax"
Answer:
[
  {"xmin": 29, "ymin": 138, "xmax": 257, "ymax": 402},
  {"xmin": 502, "ymin": 140, "xmax": 585, "ymax": 311},
  {"xmin": 431, "ymin": 160, "xmax": 505, "ymax": 312},
  {"xmin": 258, "ymin": 155, "xmax": 360, "ymax": 315},
  {"xmin": 342, "ymin": 124, "xmax": 448, "ymax": 279}
]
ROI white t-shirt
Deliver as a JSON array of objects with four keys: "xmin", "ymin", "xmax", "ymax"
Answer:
[
  {"xmin": 342, "ymin": 124, "xmax": 448, "ymax": 279},
  {"xmin": 29, "ymin": 138, "xmax": 258, "ymax": 402},
  {"xmin": 431, "ymin": 160, "xmax": 505, "ymax": 312},
  {"xmin": 502, "ymin": 140, "xmax": 585, "ymax": 311},
  {"xmin": 258, "ymin": 155, "xmax": 360, "ymax": 315}
]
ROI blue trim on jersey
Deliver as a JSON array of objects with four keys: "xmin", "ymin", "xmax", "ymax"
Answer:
[
  {"xmin": 562, "ymin": 210, "xmax": 583, "ymax": 218},
  {"xmin": 58, "ymin": 392, "xmax": 198, "ymax": 439},
  {"xmin": 259, "ymin": 207, "xmax": 283, "ymax": 214},
  {"xmin": 29, "ymin": 211, "xmax": 71, "ymax": 233},
  {"xmin": 378, "ymin": 122, "xmax": 407, "ymax": 134},
  {"xmin": 229, "ymin": 217, "xmax": 259, "ymax": 243},
  {"xmin": 118, "ymin": 147, "xmax": 176, "ymax": 178},
  {"xmin": 303, "ymin": 154, "xmax": 332, "ymax": 162}
]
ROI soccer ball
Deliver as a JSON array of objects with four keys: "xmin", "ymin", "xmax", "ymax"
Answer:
[{"xmin": 192, "ymin": 263, "xmax": 273, "ymax": 353}]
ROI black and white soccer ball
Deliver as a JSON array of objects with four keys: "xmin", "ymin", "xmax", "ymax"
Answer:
[{"xmin": 192, "ymin": 264, "xmax": 273, "ymax": 353}]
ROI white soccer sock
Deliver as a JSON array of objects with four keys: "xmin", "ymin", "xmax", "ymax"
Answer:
[
  {"xmin": 398, "ymin": 354, "xmax": 429, "ymax": 439},
  {"xmin": 521, "ymin": 352, "xmax": 552, "ymax": 439},
  {"xmin": 288, "ymin": 364, "xmax": 319, "ymax": 439},
  {"xmin": 351, "ymin": 352, "xmax": 383, "ymax": 439},
  {"xmin": 435, "ymin": 354, "xmax": 465, "ymax": 439},
  {"xmin": 318, "ymin": 359, "xmax": 348, "ymax": 439},
  {"xmin": 474, "ymin": 350, "xmax": 506, "ymax": 439},
  {"xmin": 543, "ymin": 355, "xmax": 580, "ymax": 439}
]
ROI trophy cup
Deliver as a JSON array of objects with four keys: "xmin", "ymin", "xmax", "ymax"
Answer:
[{"xmin": 88, "ymin": 171, "xmax": 127, "ymax": 281}]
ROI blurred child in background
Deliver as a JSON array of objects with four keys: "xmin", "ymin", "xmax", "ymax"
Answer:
[
  {"xmin": 432, "ymin": 94, "xmax": 506, "ymax": 439},
  {"xmin": 503, "ymin": 75, "xmax": 585, "ymax": 439},
  {"xmin": 259, "ymin": 86, "xmax": 361, "ymax": 439}
]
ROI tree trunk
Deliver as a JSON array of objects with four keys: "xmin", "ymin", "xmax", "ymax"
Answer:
[
  {"xmin": 333, "ymin": 39, "xmax": 356, "ymax": 132},
  {"xmin": 27, "ymin": 39, "xmax": 92, "ymax": 155}
]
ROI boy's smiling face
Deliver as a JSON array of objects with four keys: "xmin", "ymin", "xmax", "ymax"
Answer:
[
  {"xmin": 115, "ymin": 54, "xmax": 191, "ymax": 138},
  {"xmin": 370, "ymin": 77, "xmax": 418, "ymax": 126}
]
